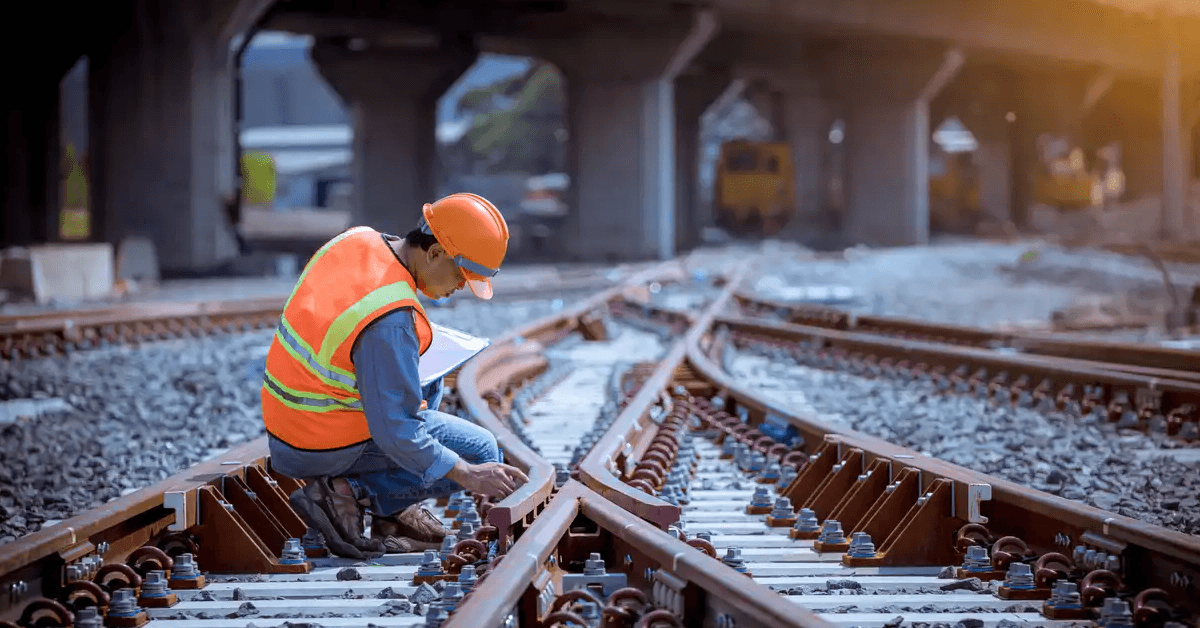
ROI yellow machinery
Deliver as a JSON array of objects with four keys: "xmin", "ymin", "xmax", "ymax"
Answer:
[
  {"xmin": 1035, "ymin": 147, "xmax": 1096, "ymax": 209},
  {"xmin": 714, "ymin": 140, "xmax": 795, "ymax": 236},
  {"xmin": 929, "ymin": 149, "xmax": 981, "ymax": 231},
  {"xmin": 241, "ymin": 151, "xmax": 277, "ymax": 207}
]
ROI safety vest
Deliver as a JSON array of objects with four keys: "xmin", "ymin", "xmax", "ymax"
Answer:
[{"xmin": 262, "ymin": 226, "xmax": 433, "ymax": 450}]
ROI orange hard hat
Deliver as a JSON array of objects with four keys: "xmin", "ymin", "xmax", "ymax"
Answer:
[{"xmin": 418, "ymin": 193, "xmax": 509, "ymax": 299}]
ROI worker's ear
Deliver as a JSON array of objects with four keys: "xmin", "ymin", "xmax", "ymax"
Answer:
[{"xmin": 427, "ymin": 243, "xmax": 447, "ymax": 261}]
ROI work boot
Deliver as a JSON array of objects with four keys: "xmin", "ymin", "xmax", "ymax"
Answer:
[
  {"xmin": 371, "ymin": 504, "xmax": 448, "ymax": 553},
  {"xmin": 289, "ymin": 477, "xmax": 384, "ymax": 559}
]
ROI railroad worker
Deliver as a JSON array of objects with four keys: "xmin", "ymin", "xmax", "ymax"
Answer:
[{"xmin": 261, "ymin": 193, "xmax": 529, "ymax": 559}]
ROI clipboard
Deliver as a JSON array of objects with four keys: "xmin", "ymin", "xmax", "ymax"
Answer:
[{"xmin": 419, "ymin": 323, "xmax": 491, "ymax": 386}]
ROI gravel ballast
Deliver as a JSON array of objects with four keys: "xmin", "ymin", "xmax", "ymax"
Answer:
[
  {"xmin": 0, "ymin": 296, "xmax": 579, "ymax": 545},
  {"xmin": 727, "ymin": 348, "xmax": 1200, "ymax": 536}
]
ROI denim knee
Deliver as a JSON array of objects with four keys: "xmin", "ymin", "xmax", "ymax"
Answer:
[{"xmin": 472, "ymin": 430, "xmax": 501, "ymax": 464}]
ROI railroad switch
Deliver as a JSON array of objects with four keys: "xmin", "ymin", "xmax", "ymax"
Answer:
[
  {"xmin": 745, "ymin": 487, "xmax": 773, "ymax": 515},
  {"xmin": 136, "ymin": 570, "xmax": 177, "ymax": 608},
  {"xmin": 765, "ymin": 498, "xmax": 796, "ymax": 527},
  {"xmin": 1041, "ymin": 581, "xmax": 1091, "ymax": 620},
  {"xmin": 104, "ymin": 589, "xmax": 148, "ymax": 627},
  {"xmin": 996, "ymin": 563, "xmax": 1050, "ymax": 600}
]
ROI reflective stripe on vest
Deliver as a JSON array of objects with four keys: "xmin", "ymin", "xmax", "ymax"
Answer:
[{"xmin": 261, "ymin": 227, "xmax": 433, "ymax": 451}]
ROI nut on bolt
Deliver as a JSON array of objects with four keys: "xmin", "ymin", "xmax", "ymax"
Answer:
[
  {"xmin": 997, "ymin": 563, "xmax": 1049, "ymax": 600},
  {"xmin": 745, "ymin": 487, "xmax": 773, "ymax": 515},
  {"xmin": 790, "ymin": 508, "xmax": 821, "ymax": 540},
  {"xmin": 765, "ymin": 497, "xmax": 796, "ymax": 527}
]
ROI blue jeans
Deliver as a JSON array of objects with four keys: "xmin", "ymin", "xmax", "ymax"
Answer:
[{"xmin": 343, "ymin": 412, "xmax": 501, "ymax": 517}]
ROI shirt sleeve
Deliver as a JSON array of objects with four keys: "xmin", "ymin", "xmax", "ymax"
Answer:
[{"xmin": 351, "ymin": 308, "xmax": 459, "ymax": 485}]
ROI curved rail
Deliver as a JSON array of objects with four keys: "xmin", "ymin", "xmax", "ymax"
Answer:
[
  {"xmin": 684, "ymin": 316, "xmax": 1200, "ymax": 618},
  {"xmin": 734, "ymin": 291, "xmax": 1200, "ymax": 379},
  {"xmin": 458, "ymin": 260, "xmax": 689, "ymax": 547},
  {"xmin": 576, "ymin": 262, "xmax": 750, "ymax": 529}
]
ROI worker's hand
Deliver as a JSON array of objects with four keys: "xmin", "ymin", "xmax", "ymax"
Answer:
[{"xmin": 447, "ymin": 460, "xmax": 529, "ymax": 500}]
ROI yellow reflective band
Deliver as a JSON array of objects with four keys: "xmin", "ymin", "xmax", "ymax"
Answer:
[
  {"xmin": 318, "ymin": 281, "xmax": 421, "ymax": 367},
  {"xmin": 275, "ymin": 316, "xmax": 358, "ymax": 393},
  {"xmin": 263, "ymin": 371, "xmax": 363, "ymax": 413}
]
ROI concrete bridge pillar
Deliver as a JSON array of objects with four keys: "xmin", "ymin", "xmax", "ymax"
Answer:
[
  {"xmin": 312, "ymin": 42, "xmax": 476, "ymax": 237},
  {"xmin": 675, "ymin": 70, "xmax": 730, "ymax": 250},
  {"xmin": 89, "ymin": 0, "xmax": 246, "ymax": 274},
  {"xmin": 958, "ymin": 105, "xmax": 1015, "ymax": 226},
  {"xmin": 830, "ymin": 48, "xmax": 964, "ymax": 246},
  {"xmin": 776, "ymin": 77, "xmax": 834, "ymax": 229},
  {"xmin": 536, "ymin": 11, "xmax": 718, "ymax": 261}
]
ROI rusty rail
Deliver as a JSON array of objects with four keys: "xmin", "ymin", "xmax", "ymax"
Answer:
[
  {"xmin": 576, "ymin": 262, "xmax": 749, "ymax": 530},
  {"xmin": 681, "ymin": 316, "xmax": 1200, "ymax": 618},
  {"xmin": 718, "ymin": 314, "xmax": 1200, "ymax": 439},
  {"xmin": 449, "ymin": 480, "xmax": 832, "ymax": 628},
  {"xmin": 458, "ymin": 260, "xmax": 690, "ymax": 547},
  {"xmin": 734, "ymin": 291, "xmax": 1200, "ymax": 380}
]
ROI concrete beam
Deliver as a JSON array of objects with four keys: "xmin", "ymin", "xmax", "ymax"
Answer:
[
  {"xmin": 715, "ymin": 0, "xmax": 1176, "ymax": 76},
  {"xmin": 1162, "ymin": 20, "xmax": 1187, "ymax": 239},
  {"xmin": 312, "ymin": 41, "xmax": 477, "ymax": 235}
]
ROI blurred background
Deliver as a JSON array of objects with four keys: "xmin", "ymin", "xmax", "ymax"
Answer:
[{"xmin": 3, "ymin": 0, "xmax": 1200, "ymax": 297}]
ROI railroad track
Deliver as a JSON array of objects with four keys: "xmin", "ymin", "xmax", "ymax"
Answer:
[
  {"xmin": 0, "ymin": 268, "xmax": 634, "ymax": 361},
  {"xmin": 733, "ymin": 292, "xmax": 1200, "ymax": 380},
  {"xmin": 3, "ymin": 256, "xmax": 1199, "ymax": 628},
  {"xmin": 733, "ymin": 293, "xmax": 1200, "ymax": 441}
]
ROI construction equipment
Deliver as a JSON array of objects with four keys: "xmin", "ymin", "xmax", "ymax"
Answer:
[{"xmin": 714, "ymin": 140, "xmax": 795, "ymax": 236}]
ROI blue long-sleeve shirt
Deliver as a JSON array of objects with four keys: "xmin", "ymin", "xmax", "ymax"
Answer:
[{"xmin": 266, "ymin": 308, "xmax": 458, "ymax": 485}]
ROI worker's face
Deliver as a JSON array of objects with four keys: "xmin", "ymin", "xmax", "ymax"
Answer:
[{"xmin": 419, "ymin": 244, "xmax": 466, "ymax": 300}]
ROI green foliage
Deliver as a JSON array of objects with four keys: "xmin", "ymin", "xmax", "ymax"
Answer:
[
  {"xmin": 448, "ymin": 62, "xmax": 566, "ymax": 174},
  {"xmin": 241, "ymin": 151, "xmax": 276, "ymax": 204}
]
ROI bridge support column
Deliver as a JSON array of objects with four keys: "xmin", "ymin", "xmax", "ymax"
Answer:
[
  {"xmin": 1162, "ymin": 22, "xmax": 1188, "ymax": 239},
  {"xmin": 833, "ymin": 49, "xmax": 964, "ymax": 246},
  {"xmin": 89, "ymin": 1, "xmax": 246, "ymax": 274},
  {"xmin": 2, "ymin": 79, "xmax": 60, "ymax": 247},
  {"xmin": 542, "ymin": 12, "xmax": 717, "ymax": 261},
  {"xmin": 960, "ymin": 108, "xmax": 1014, "ymax": 226},
  {"xmin": 777, "ymin": 78, "xmax": 834, "ymax": 229},
  {"xmin": 675, "ymin": 71, "xmax": 729, "ymax": 251},
  {"xmin": 313, "ymin": 42, "xmax": 476, "ymax": 237}
]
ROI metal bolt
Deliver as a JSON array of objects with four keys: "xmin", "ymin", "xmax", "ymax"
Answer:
[
  {"xmin": 847, "ymin": 532, "xmax": 876, "ymax": 558},
  {"xmin": 440, "ymin": 582, "xmax": 463, "ymax": 611},
  {"xmin": 749, "ymin": 487, "xmax": 772, "ymax": 508},
  {"xmin": 1048, "ymin": 581, "xmax": 1082, "ymax": 608},
  {"xmin": 584, "ymin": 553, "xmax": 607, "ymax": 576},
  {"xmin": 722, "ymin": 548, "xmax": 748, "ymax": 573},
  {"xmin": 1054, "ymin": 532, "xmax": 1071, "ymax": 546},
  {"xmin": 280, "ymin": 538, "xmax": 306, "ymax": 564},
  {"xmin": 961, "ymin": 545, "xmax": 990, "ymax": 571},
  {"xmin": 779, "ymin": 465, "xmax": 798, "ymax": 486},
  {"xmin": 74, "ymin": 607, "xmax": 103, "ymax": 628},
  {"xmin": 302, "ymin": 528, "xmax": 325, "ymax": 548},
  {"xmin": 439, "ymin": 536, "xmax": 457, "ymax": 561},
  {"xmin": 172, "ymin": 554, "xmax": 199, "ymax": 579},
  {"xmin": 793, "ymin": 508, "xmax": 820, "ymax": 533},
  {"xmin": 770, "ymin": 497, "xmax": 793, "ymax": 519},
  {"xmin": 1099, "ymin": 598, "xmax": 1134, "ymax": 628},
  {"xmin": 456, "ymin": 521, "xmax": 476, "ymax": 543},
  {"xmin": 1004, "ymin": 562, "xmax": 1035, "ymax": 590},
  {"xmin": 417, "ymin": 550, "xmax": 444, "ymax": 576},
  {"xmin": 141, "ymin": 570, "xmax": 169, "ymax": 598},
  {"xmin": 424, "ymin": 602, "xmax": 449, "ymax": 627},
  {"xmin": 108, "ymin": 589, "xmax": 140, "ymax": 617},
  {"xmin": 817, "ymin": 520, "xmax": 845, "ymax": 544},
  {"xmin": 458, "ymin": 565, "xmax": 477, "ymax": 593}
]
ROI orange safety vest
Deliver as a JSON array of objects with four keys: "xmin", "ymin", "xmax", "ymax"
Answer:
[{"xmin": 262, "ymin": 226, "xmax": 433, "ymax": 450}]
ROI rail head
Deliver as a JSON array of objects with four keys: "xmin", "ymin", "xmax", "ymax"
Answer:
[
  {"xmin": 687, "ymin": 312, "xmax": 1200, "ymax": 606},
  {"xmin": 576, "ymin": 262, "xmax": 751, "ymax": 530},
  {"xmin": 448, "ymin": 480, "xmax": 833, "ymax": 628},
  {"xmin": 457, "ymin": 259, "xmax": 688, "ymax": 543}
]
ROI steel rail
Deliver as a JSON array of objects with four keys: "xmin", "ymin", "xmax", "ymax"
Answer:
[
  {"xmin": 717, "ymin": 314, "xmax": 1200, "ymax": 439},
  {"xmin": 684, "ymin": 317, "xmax": 1200, "ymax": 618},
  {"xmin": 448, "ymin": 480, "xmax": 834, "ymax": 628},
  {"xmin": 458, "ymin": 259, "xmax": 688, "ymax": 546},
  {"xmin": 734, "ymin": 291, "xmax": 1200, "ymax": 380},
  {"xmin": 576, "ymin": 262, "xmax": 750, "ymax": 529}
]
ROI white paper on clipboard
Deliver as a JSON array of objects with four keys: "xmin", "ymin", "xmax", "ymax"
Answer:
[{"xmin": 419, "ymin": 324, "xmax": 490, "ymax": 387}]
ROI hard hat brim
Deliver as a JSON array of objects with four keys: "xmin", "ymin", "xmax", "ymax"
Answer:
[{"xmin": 464, "ymin": 273, "xmax": 493, "ymax": 300}]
